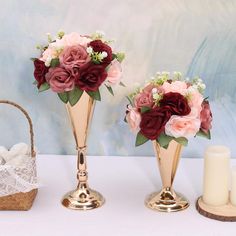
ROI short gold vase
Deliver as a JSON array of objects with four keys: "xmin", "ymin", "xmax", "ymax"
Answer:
[
  {"xmin": 145, "ymin": 140, "xmax": 189, "ymax": 212},
  {"xmin": 61, "ymin": 92, "xmax": 105, "ymax": 210}
]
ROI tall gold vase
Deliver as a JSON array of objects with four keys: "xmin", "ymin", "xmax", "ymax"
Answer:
[
  {"xmin": 145, "ymin": 140, "xmax": 189, "ymax": 212},
  {"xmin": 61, "ymin": 92, "xmax": 105, "ymax": 210}
]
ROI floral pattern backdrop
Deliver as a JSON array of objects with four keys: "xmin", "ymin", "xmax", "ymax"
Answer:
[{"xmin": 0, "ymin": 0, "xmax": 235, "ymax": 158}]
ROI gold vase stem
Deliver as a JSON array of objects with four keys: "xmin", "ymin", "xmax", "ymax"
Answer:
[
  {"xmin": 145, "ymin": 140, "xmax": 189, "ymax": 212},
  {"xmin": 77, "ymin": 146, "xmax": 88, "ymax": 184}
]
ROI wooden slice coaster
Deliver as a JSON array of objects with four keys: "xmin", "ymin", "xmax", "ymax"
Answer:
[{"xmin": 196, "ymin": 196, "xmax": 236, "ymax": 222}]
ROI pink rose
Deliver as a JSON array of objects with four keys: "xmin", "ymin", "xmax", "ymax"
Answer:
[
  {"xmin": 41, "ymin": 48, "xmax": 57, "ymax": 62},
  {"xmin": 46, "ymin": 67, "xmax": 75, "ymax": 93},
  {"xmin": 200, "ymin": 101, "xmax": 213, "ymax": 133},
  {"xmin": 133, "ymin": 83, "xmax": 157, "ymax": 108},
  {"xmin": 61, "ymin": 32, "xmax": 91, "ymax": 47},
  {"xmin": 161, "ymin": 81, "xmax": 187, "ymax": 95},
  {"xmin": 59, "ymin": 45, "xmax": 90, "ymax": 69},
  {"xmin": 187, "ymin": 87, "xmax": 204, "ymax": 117},
  {"xmin": 126, "ymin": 107, "xmax": 141, "ymax": 132},
  {"xmin": 134, "ymin": 92, "xmax": 154, "ymax": 108},
  {"xmin": 106, "ymin": 59, "xmax": 122, "ymax": 85},
  {"xmin": 165, "ymin": 115, "xmax": 200, "ymax": 139}
]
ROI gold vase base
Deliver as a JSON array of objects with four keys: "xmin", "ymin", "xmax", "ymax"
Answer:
[
  {"xmin": 145, "ymin": 190, "xmax": 189, "ymax": 212},
  {"xmin": 61, "ymin": 188, "xmax": 105, "ymax": 210}
]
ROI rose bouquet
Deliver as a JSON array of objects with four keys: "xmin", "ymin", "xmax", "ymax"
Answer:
[
  {"xmin": 125, "ymin": 72, "xmax": 213, "ymax": 147},
  {"xmin": 32, "ymin": 31, "xmax": 125, "ymax": 105}
]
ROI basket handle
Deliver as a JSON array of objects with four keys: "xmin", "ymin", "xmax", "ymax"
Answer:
[{"xmin": 0, "ymin": 100, "xmax": 35, "ymax": 158}]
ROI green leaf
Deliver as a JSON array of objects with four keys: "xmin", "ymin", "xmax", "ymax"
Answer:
[
  {"xmin": 112, "ymin": 53, "xmax": 117, "ymax": 60},
  {"xmin": 157, "ymin": 133, "xmax": 173, "ymax": 149},
  {"xmin": 116, "ymin": 52, "xmax": 125, "ymax": 63},
  {"xmin": 126, "ymin": 96, "xmax": 133, "ymax": 106},
  {"xmin": 135, "ymin": 132, "xmax": 149, "ymax": 146},
  {"xmin": 174, "ymin": 137, "xmax": 188, "ymax": 146},
  {"xmin": 58, "ymin": 92, "xmax": 68, "ymax": 104},
  {"xmin": 38, "ymin": 82, "xmax": 50, "ymax": 92},
  {"xmin": 105, "ymin": 85, "xmax": 114, "ymax": 96},
  {"xmin": 119, "ymin": 81, "xmax": 126, "ymax": 87},
  {"xmin": 196, "ymin": 130, "xmax": 211, "ymax": 139},
  {"xmin": 140, "ymin": 106, "xmax": 151, "ymax": 114},
  {"xmin": 30, "ymin": 58, "xmax": 37, "ymax": 62},
  {"xmin": 50, "ymin": 58, "xmax": 60, "ymax": 67},
  {"xmin": 68, "ymin": 87, "xmax": 83, "ymax": 106},
  {"xmin": 87, "ymin": 90, "xmax": 101, "ymax": 101}
]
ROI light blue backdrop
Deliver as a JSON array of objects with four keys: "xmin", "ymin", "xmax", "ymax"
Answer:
[{"xmin": 0, "ymin": 0, "xmax": 235, "ymax": 158}]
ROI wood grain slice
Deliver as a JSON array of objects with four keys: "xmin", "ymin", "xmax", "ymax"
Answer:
[{"xmin": 196, "ymin": 196, "xmax": 236, "ymax": 222}]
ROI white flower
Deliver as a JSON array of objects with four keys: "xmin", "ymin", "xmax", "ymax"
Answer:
[
  {"xmin": 101, "ymin": 51, "xmax": 108, "ymax": 58},
  {"xmin": 86, "ymin": 46, "xmax": 93, "ymax": 54},
  {"xmin": 152, "ymin": 88, "xmax": 158, "ymax": 94}
]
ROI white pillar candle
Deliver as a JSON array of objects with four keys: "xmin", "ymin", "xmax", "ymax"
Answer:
[
  {"xmin": 230, "ymin": 166, "xmax": 236, "ymax": 206},
  {"xmin": 203, "ymin": 146, "xmax": 230, "ymax": 206}
]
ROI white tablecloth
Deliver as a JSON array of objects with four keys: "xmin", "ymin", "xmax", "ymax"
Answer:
[{"xmin": 0, "ymin": 155, "xmax": 235, "ymax": 236}]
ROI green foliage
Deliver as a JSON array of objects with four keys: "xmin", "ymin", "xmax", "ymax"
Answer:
[
  {"xmin": 135, "ymin": 132, "xmax": 149, "ymax": 146},
  {"xmin": 119, "ymin": 81, "xmax": 126, "ymax": 87},
  {"xmin": 50, "ymin": 58, "xmax": 60, "ymax": 67},
  {"xmin": 87, "ymin": 90, "xmax": 101, "ymax": 101},
  {"xmin": 116, "ymin": 52, "xmax": 125, "ymax": 63},
  {"xmin": 140, "ymin": 106, "xmax": 151, "ymax": 114},
  {"xmin": 68, "ymin": 87, "xmax": 83, "ymax": 106},
  {"xmin": 157, "ymin": 133, "xmax": 188, "ymax": 149},
  {"xmin": 38, "ymin": 82, "xmax": 50, "ymax": 92},
  {"xmin": 58, "ymin": 92, "xmax": 68, "ymax": 104},
  {"xmin": 105, "ymin": 85, "xmax": 114, "ymax": 96},
  {"xmin": 196, "ymin": 130, "xmax": 211, "ymax": 139}
]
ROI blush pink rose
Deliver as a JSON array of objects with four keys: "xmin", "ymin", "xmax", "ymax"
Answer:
[
  {"xmin": 165, "ymin": 115, "xmax": 200, "ymax": 138},
  {"xmin": 59, "ymin": 45, "xmax": 90, "ymax": 69},
  {"xmin": 106, "ymin": 59, "xmax": 122, "ymax": 85},
  {"xmin": 46, "ymin": 67, "xmax": 75, "ymax": 93},
  {"xmin": 187, "ymin": 87, "xmax": 204, "ymax": 117},
  {"xmin": 200, "ymin": 101, "xmax": 213, "ymax": 133},
  {"xmin": 61, "ymin": 32, "xmax": 91, "ymax": 47},
  {"xmin": 41, "ymin": 48, "xmax": 57, "ymax": 62},
  {"xmin": 126, "ymin": 108, "xmax": 141, "ymax": 132},
  {"xmin": 161, "ymin": 81, "xmax": 187, "ymax": 95},
  {"xmin": 61, "ymin": 32, "xmax": 91, "ymax": 46}
]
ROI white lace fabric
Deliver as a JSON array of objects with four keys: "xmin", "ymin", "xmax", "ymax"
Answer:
[{"xmin": 0, "ymin": 157, "xmax": 38, "ymax": 197}]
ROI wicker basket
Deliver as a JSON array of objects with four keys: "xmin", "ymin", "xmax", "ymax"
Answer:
[{"xmin": 0, "ymin": 100, "xmax": 37, "ymax": 210}]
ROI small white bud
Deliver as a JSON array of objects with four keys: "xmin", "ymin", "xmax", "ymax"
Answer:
[
  {"xmin": 152, "ymin": 88, "xmax": 158, "ymax": 94},
  {"xmin": 101, "ymin": 51, "xmax": 108, "ymax": 58},
  {"xmin": 86, "ymin": 46, "xmax": 93, "ymax": 54}
]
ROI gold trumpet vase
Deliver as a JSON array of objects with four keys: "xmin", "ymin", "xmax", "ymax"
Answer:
[
  {"xmin": 145, "ymin": 140, "xmax": 189, "ymax": 212},
  {"xmin": 61, "ymin": 92, "xmax": 105, "ymax": 210}
]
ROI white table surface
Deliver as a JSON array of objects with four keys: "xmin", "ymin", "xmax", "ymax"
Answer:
[{"xmin": 0, "ymin": 155, "xmax": 236, "ymax": 236}]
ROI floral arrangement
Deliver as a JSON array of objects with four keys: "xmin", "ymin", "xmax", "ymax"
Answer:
[
  {"xmin": 125, "ymin": 72, "xmax": 213, "ymax": 148},
  {"xmin": 32, "ymin": 31, "xmax": 125, "ymax": 105}
]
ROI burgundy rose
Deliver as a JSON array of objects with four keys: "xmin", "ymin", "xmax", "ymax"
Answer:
[
  {"xmin": 33, "ymin": 59, "xmax": 49, "ymax": 88},
  {"xmin": 75, "ymin": 63, "xmax": 107, "ymax": 92},
  {"xmin": 160, "ymin": 92, "xmax": 191, "ymax": 116},
  {"xmin": 45, "ymin": 67, "xmax": 75, "ymax": 93},
  {"xmin": 59, "ymin": 45, "xmax": 90, "ymax": 69},
  {"xmin": 140, "ymin": 107, "xmax": 172, "ymax": 140},
  {"xmin": 200, "ymin": 100, "xmax": 213, "ymax": 133},
  {"xmin": 88, "ymin": 40, "xmax": 112, "ymax": 65}
]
